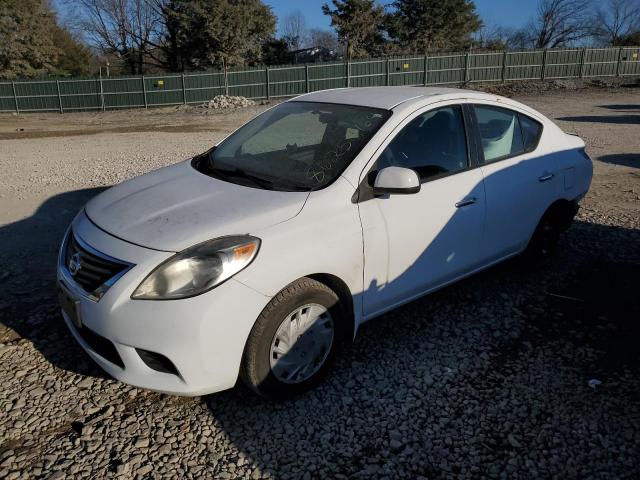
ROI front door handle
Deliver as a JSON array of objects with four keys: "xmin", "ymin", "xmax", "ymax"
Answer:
[
  {"xmin": 538, "ymin": 172, "xmax": 554, "ymax": 182},
  {"xmin": 455, "ymin": 196, "xmax": 477, "ymax": 208}
]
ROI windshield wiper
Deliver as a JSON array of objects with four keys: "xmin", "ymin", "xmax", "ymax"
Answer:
[{"xmin": 212, "ymin": 167, "xmax": 277, "ymax": 190}]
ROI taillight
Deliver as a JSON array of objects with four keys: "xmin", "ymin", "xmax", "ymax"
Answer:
[{"xmin": 579, "ymin": 148, "xmax": 592, "ymax": 162}]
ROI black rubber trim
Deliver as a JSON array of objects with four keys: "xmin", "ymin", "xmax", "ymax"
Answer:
[
  {"xmin": 76, "ymin": 325, "xmax": 125, "ymax": 369},
  {"xmin": 372, "ymin": 184, "xmax": 421, "ymax": 195},
  {"xmin": 136, "ymin": 348, "xmax": 180, "ymax": 376}
]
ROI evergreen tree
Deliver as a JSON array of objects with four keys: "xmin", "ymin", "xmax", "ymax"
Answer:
[
  {"xmin": 161, "ymin": 0, "xmax": 276, "ymax": 69},
  {"xmin": 387, "ymin": 0, "xmax": 482, "ymax": 52},
  {"xmin": 0, "ymin": 0, "xmax": 59, "ymax": 78},
  {"xmin": 322, "ymin": 0, "xmax": 387, "ymax": 59}
]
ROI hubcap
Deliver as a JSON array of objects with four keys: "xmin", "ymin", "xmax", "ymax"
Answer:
[{"xmin": 269, "ymin": 304, "xmax": 334, "ymax": 384}]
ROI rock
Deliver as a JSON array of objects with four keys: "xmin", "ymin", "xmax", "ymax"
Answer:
[
  {"xmin": 30, "ymin": 387, "xmax": 47, "ymax": 397},
  {"xmin": 77, "ymin": 378, "xmax": 93, "ymax": 389},
  {"xmin": 135, "ymin": 464, "xmax": 153, "ymax": 477},
  {"xmin": 134, "ymin": 438, "xmax": 149, "ymax": 449},
  {"xmin": 389, "ymin": 439, "xmax": 403, "ymax": 451},
  {"xmin": 508, "ymin": 434, "xmax": 522, "ymax": 448}
]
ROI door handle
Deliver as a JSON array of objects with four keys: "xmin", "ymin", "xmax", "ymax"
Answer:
[
  {"xmin": 455, "ymin": 196, "xmax": 477, "ymax": 208},
  {"xmin": 538, "ymin": 172, "xmax": 554, "ymax": 182}
]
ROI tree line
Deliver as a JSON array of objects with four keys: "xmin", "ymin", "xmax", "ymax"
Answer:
[{"xmin": 1, "ymin": 0, "xmax": 639, "ymax": 79}]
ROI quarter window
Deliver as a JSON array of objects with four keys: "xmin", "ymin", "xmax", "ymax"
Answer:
[
  {"xmin": 377, "ymin": 105, "xmax": 468, "ymax": 181},
  {"xmin": 474, "ymin": 105, "xmax": 524, "ymax": 162},
  {"xmin": 519, "ymin": 114, "xmax": 543, "ymax": 151}
]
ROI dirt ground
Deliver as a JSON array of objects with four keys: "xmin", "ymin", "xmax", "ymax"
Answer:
[{"xmin": 0, "ymin": 86, "xmax": 639, "ymax": 479}]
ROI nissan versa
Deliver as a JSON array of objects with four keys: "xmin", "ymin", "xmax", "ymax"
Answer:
[{"xmin": 58, "ymin": 87, "xmax": 592, "ymax": 399}]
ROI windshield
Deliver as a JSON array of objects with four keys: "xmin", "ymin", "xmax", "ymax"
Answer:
[{"xmin": 196, "ymin": 101, "xmax": 391, "ymax": 191}]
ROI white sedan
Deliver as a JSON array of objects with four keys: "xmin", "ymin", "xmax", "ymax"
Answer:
[{"xmin": 57, "ymin": 87, "xmax": 592, "ymax": 399}]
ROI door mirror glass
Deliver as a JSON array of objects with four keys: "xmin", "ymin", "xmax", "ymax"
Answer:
[{"xmin": 373, "ymin": 166, "xmax": 420, "ymax": 195}]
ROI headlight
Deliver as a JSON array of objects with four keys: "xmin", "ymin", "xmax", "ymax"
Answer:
[{"xmin": 132, "ymin": 236, "xmax": 260, "ymax": 300}]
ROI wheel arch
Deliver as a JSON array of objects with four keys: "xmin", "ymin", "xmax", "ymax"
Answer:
[
  {"xmin": 543, "ymin": 197, "xmax": 579, "ymax": 232},
  {"xmin": 306, "ymin": 273, "xmax": 356, "ymax": 341}
]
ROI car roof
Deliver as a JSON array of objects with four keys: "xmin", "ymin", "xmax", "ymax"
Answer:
[{"xmin": 290, "ymin": 86, "xmax": 491, "ymax": 110}]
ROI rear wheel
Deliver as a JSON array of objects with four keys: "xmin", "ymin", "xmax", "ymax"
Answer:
[
  {"xmin": 525, "ymin": 201, "xmax": 577, "ymax": 259},
  {"xmin": 240, "ymin": 278, "xmax": 345, "ymax": 399},
  {"xmin": 526, "ymin": 213, "xmax": 560, "ymax": 258}
]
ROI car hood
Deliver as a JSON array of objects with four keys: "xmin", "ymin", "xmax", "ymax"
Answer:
[{"xmin": 85, "ymin": 160, "xmax": 309, "ymax": 252}]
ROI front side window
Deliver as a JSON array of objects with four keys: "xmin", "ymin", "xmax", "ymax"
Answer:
[
  {"xmin": 474, "ymin": 105, "xmax": 524, "ymax": 162},
  {"xmin": 196, "ymin": 101, "xmax": 390, "ymax": 191},
  {"xmin": 376, "ymin": 105, "xmax": 468, "ymax": 181}
]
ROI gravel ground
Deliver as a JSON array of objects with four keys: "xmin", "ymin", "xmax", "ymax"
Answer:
[{"xmin": 0, "ymin": 87, "xmax": 639, "ymax": 479}]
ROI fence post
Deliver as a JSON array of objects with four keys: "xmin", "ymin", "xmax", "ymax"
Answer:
[
  {"xmin": 181, "ymin": 73, "xmax": 187, "ymax": 104},
  {"xmin": 305, "ymin": 64, "xmax": 310, "ymax": 93},
  {"xmin": 386, "ymin": 58, "xmax": 391, "ymax": 86},
  {"xmin": 579, "ymin": 48, "xmax": 587, "ymax": 78},
  {"xmin": 11, "ymin": 81, "xmax": 19, "ymax": 114},
  {"xmin": 501, "ymin": 51, "xmax": 508, "ymax": 83},
  {"xmin": 615, "ymin": 46, "xmax": 624, "ymax": 77},
  {"xmin": 224, "ymin": 63, "xmax": 229, "ymax": 96},
  {"xmin": 265, "ymin": 66, "xmax": 270, "ymax": 100},
  {"xmin": 98, "ymin": 71, "xmax": 105, "ymax": 111},
  {"xmin": 142, "ymin": 76, "xmax": 147, "ymax": 108},
  {"xmin": 423, "ymin": 54, "xmax": 428, "ymax": 86},
  {"xmin": 541, "ymin": 49, "xmax": 548, "ymax": 80},
  {"xmin": 56, "ymin": 80, "xmax": 63, "ymax": 114},
  {"xmin": 464, "ymin": 52, "xmax": 470, "ymax": 84},
  {"xmin": 346, "ymin": 61, "xmax": 350, "ymax": 87}
]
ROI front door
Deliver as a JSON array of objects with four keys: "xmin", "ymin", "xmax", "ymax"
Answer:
[{"xmin": 358, "ymin": 104, "xmax": 486, "ymax": 318}]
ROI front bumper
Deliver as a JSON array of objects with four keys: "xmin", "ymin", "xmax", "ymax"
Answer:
[{"xmin": 57, "ymin": 212, "xmax": 271, "ymax": 396}]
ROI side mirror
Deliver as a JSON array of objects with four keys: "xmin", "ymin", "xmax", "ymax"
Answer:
[{"xmin": 373, "ymin": 166, "xmax": 420, "ymax": 195}]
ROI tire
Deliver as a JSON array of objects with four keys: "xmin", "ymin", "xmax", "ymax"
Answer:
[
  {"xmin": 240, "ymin": 277, "xmax": 346, "ymax": 400},
  {"xmin": 524, "ymin": 210, "xmax": 561, "ymax": 259}
]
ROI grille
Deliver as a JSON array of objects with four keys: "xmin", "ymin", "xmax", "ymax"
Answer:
[{"xmin": 65, "ymin": 232, "xmax": 130, "ymax": 297}]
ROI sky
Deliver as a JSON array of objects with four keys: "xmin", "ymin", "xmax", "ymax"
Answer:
[
  {"xmin": 52, "ymin": 0, "xmax": 539, "ymax": 37},
  {"xmin": 272, "ymin": 0, "xmax": 539, "ymax": 35}
]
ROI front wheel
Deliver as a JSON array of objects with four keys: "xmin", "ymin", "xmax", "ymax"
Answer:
[{"xmin": 240, "ymin": 278, "xmax": 345, "ymax": 400}]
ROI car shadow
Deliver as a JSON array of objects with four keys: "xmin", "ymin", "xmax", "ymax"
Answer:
[
  {"xmin": 556, "ymin": 115, "xmax": 640, "ymax": 125},
  {"xmin": 597, "ymin": 104, "xmax": 640, "ymax": 112},
  {"xmin": 597, "ymin": 153, "xmax": 639, "ymax": 168},
  {"xmin": 203, "ymin": 219, "xmax": 640, "ymax": 477},
  {"xmin": 0, "ymin": 187, "xmax": 111, "ymax": 378}
]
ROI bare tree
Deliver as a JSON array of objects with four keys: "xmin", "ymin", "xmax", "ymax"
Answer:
[
  {"xmin": 472, "ymin": 25, "xmax": 513, "ymax": 50},
  {"xmin": 281, "ymin": 10, "xmax": 308, "ymax": 50},
  {"xmin": 530, "ymin": 0, "xmax": 592, "ymax": 48},
  {"xmin": 592, "ymin": 0, "xmax": 640, "ymax": 45},
  {"xmin": 506, "ymin": 29, "xmax": 533, "ymax": 49},
  {"xmin": 67, "ymin": 0, "xmax": 162, "ymax": 74},
  {"xmin": 308, "ymin": 28, "xmax": 342, "ymax": 52}
]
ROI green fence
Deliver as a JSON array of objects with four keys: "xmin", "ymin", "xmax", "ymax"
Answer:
[{"xmin": 1, "ymin": 46, "xmax": 639, "ymax": 113}]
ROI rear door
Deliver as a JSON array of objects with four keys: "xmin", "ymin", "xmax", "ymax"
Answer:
[{"xmin": 470, "ymin": 103, "xmax": 557, "ymax": 262}]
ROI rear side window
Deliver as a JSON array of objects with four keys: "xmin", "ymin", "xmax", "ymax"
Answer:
[
  {"xmin": 519, "ymin": 114, "xmax": 543, "ymax": 151},
  {"xmin": 474, "ymin": 105, "xmax": 524, "ymax": 162}
]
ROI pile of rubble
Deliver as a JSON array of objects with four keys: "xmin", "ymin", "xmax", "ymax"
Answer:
[{"xmin": 200, "ymin": 95, "xmax": 256, "ymax": 110}]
